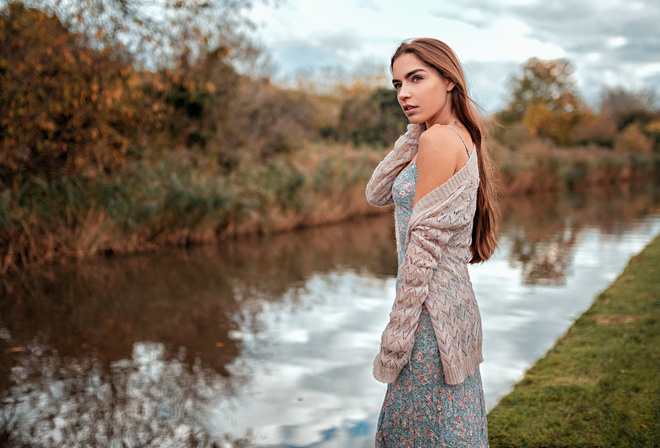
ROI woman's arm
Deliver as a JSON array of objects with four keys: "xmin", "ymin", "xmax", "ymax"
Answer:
[
  {"xmin": 365, "ymin": 124, "xmax": 424, "ymax": 207},
  {"xmin": 372, "ymin": 125, "xmax": 469, "ymax": 383}
]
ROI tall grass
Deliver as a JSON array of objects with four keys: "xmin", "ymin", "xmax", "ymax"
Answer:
[
  {"xmin": 1, "ymin": 136, "xmax": 658, "ymax": 274},
  {"xmin": 492, "ymin": 139, "xmax": 659, "ymax": 195},
  {"xmin": 0, "ymin": 143, "xmax": 384, "ymax": 273}
]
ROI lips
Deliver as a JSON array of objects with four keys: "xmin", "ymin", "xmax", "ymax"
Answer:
[{"xmin": 402, "ymin": 105, "xmax": 417, "ymax": 115}]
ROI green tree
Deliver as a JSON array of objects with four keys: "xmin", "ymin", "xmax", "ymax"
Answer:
[
  {"xmin": 338, "ymin": 87, "xmax": 408, "ymax": 147},
  {"xmin": 498, "ymin": 58, "xmax": 584, "ymax": 145}
]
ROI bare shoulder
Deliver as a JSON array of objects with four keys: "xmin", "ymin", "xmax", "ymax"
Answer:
[
  {"xmin": 413, "ymin": 125, "xmax": 469, "ymax": 202},
  {"xmin": 417, "ymin": 125, "xmax": 466, "ymax": 168}
]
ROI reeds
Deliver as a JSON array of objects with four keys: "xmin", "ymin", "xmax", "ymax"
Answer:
[
  {"xmin": 2, "ymin": 135, "xmax": 657, "ymax": 274},
  {"xmin": 0, "ymin": 143, "xmax": 385, "ymax": 274},
  {"xmin": 493, "ymin": 139, "xmax": 658, "ymax": 195}
]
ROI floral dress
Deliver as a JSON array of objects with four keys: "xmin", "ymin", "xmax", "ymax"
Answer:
[{"xmin": 375, "ymin": 160, "xmax": 489, "ymax": 447}]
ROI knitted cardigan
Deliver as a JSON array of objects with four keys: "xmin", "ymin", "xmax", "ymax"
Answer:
[{"xmin": 366, "ymin": 123, "xmax": 483, "ymax": 386}]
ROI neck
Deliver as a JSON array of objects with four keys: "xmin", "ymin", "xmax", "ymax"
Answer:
[{"xmin": 426, "ymin": 113, "xmax": 458, "ymax": 130}]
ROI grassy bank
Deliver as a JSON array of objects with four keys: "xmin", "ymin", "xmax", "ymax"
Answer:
[{"xmin": 487, "ymin": 234, "xmax": 660, "ymax": 447}]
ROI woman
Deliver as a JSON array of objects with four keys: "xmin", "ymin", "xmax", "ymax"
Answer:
[{"xmin": 366, "ymin": 38, "xmax": 499, "ymax": 447}]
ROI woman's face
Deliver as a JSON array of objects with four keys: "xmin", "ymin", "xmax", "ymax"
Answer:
[{"xmin": 391, "ymin": 53, "xmax": 455, "ymax": 127}]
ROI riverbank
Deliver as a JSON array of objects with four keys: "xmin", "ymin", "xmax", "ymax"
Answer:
[
  {"xmin": 1, "ymin": 142, "xmax": 658, "ymax": 274},
  {"xmin": 487, "ymin": 234, "xmax": 660, "ymax": 447}
]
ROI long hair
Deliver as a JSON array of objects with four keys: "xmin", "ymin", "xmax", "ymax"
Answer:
[{"xmin": 391, "ymin": 38, "xmax": 500, "ymax": 263}]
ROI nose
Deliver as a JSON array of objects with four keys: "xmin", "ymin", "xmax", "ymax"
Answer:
[{"xmin": 398, "ymin": 85, "xmax": 411, "ymax": 101}]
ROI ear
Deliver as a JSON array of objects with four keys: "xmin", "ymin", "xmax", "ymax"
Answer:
[{"xmin": 445, "ymin": 79, "xmax": 455, "ymax": 92}]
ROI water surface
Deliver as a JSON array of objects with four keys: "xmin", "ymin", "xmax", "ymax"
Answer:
[{"xmin": 1, "ymin": 184, "xmax": 659, "ymax": 447}]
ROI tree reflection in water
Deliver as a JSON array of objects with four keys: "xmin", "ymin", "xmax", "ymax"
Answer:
[
  {"xmin": 501, "ymin": 183, "xmax": 658, "ymax": 286},
  {"xmin": 1, "ymin": 333, "xmax": 253, "ymax": 446},
  {"xmin": 1, "ymin": 181, "xmax": 658, "ymax": 446},
  {"xmin": 0, "ymin": 216, "xmax": 397, "ymax": 447}
]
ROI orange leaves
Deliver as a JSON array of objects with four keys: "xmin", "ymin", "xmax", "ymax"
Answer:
[
  {"xmin": 0, "ymin": 3, "xmax": 141, "ymax": 180},
  {"xmin": 38, "ymin": 119, "xmax": 56, "ymax": 133},
  {"xmin": 80, "ymin": 50, "xmax": 93, "ymax": 66},
  {"xmin": 501, "ymin": 58, "xmax": 584, "ymax": 145}
]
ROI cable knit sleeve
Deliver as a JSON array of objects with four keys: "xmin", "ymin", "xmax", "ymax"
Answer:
[
  {"xmin": 372, "ymin": 168, "xmax": 474, "ymax": 383},
  {"xmin": 372, "ymin": 221, "xmax": 451, "ymax": 383},
  {"xmin": 365, "ymin": 124, "xmax": 424, "ymax": 207}
]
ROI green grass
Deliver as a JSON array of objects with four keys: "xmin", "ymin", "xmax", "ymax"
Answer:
[{"xmin": 487, "ymin": 234, "xmax": 660, "ymax": 447}]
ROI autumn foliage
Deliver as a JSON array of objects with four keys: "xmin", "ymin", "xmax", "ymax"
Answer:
[
  {"xmin": 0, "ymin": 1, "xmax": 658, "ymax": 273},
  {"xmin": 498, "ymin": 58, "xmax": 583, "ymax": 145},
  {"xmin": 1, "ymin": 3, "xmax": 147, "ymax": 182},
  {"xmin": 496, "ymin": 57, "xmax": 659, "ymax": 151}
]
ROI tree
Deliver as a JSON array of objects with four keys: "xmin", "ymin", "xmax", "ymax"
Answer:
[
  {"xmin": 0, "ymin": 0, "xmax": 272, "ymax": 185},
  {"xmin": 338, "ymin": 87, "xmax": 408, "ymax": 147},
  {"xmin": 17, "ymin": 0, "xmax": 262, "ymax": 70},
  {"xmin": 0, "ymin": 2, "xmax": 141, "ymax": 182},
  {"xmin": 600, "ymin": 86, "xmax": 656, "ymax": 130},
  {"xmin": 498, "ymin": 58, "xmax": 584, "ymax": 145}
]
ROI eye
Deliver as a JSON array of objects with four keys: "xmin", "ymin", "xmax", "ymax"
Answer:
[
  {"xmin": 393, "ymin": 82, "xmax": 402, "ymax": 90},
  {"xmin": 412, "ymin": 75, "xmax": 423, "ymax": 82}
]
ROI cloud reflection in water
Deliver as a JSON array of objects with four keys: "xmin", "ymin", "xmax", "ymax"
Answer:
[{"xmin": 1, "ymin": 186, "xmax": 659, "ymax": 447}]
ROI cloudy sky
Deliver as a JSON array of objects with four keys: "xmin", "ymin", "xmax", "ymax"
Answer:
[{"xmin": 249, "ymin": 0, "xmax": 660, "ymax": 112}]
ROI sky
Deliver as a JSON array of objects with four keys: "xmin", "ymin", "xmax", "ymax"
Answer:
[{"xmin": 248, "ymin": 0, "xmax": 660, "ymax": 112}]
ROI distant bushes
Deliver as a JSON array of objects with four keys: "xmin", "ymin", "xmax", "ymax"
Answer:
[
  {"xmin": 492, "ymin": 139, "xmax": 658, "ymax": 195},
  {"xmin": 337, "ymin": 87, "xmax": 408, "ymax": 147},
  {"xmin": 0, "ymin": 143, "xmax": 383, "ymax": 272}
]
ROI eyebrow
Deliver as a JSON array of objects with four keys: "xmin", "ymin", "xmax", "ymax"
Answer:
[{"xmin": 392, "ymin": 68, "xmax": 428, "ymax": 85}]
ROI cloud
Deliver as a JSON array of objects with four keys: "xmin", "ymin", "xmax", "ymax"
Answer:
[
  {"xmin": 430, "ymin": 0, "xmax": 511, "ymax": 28},
  {"xmin": 315, "ymin": 29, "xmax": 363, "ymax": 54},
  {"xmin": 432, "ymin": 0, "xmax": 660, "ymax": 105},
  {"xmin": 251, "ymin": 0, "xmax": 660, "ymax": 110},
  {"xmin": 511, "ymin": 0, "xmax": 659, "ymax": 60},
  {"xmin": 508, "ymin": 0, "xmax": 660, "ymax": 102},
  {"xmin": 356, "ymin": 0, "xmax": 380, "ymax": 12},
  {"xmin": 463, "ymin": 60, "xmax": 523, "ymax": 112},
  {"xmin": 270, "ymin": 41, "xmax": 341, "ymax": 77}
]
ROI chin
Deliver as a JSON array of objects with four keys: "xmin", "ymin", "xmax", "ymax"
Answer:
[{"xmin": 408, "ymin": 117, "xmax": 425, "ymax": 125}]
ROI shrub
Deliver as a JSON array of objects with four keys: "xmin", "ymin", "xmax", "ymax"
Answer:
[
  {"xmin": 615, "ymin": 123, "xmax": 653, "ymax": 153},
  {"xmin": 0, "ymin": 3, "xmax": 157, "ymax": 184}
]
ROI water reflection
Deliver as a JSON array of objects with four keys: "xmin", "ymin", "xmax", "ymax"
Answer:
[
  {"xmin": 1, "ymin": 182, "xmax": 659, "ymax": 447},
  {"xmin": 1, "ymin": 336, "xmax": 253, "ymax": 446}
]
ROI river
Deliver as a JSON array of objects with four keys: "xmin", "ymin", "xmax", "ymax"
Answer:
[{"xmin": 1, "ymin": 182, "xmax": 659, "ymax": 447}]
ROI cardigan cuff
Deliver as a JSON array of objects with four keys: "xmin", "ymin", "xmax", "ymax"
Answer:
[
  {"xmin": 442, "ymin": 354, "xmax": 484, "ymax": 386},
  {"xmin": 373, "ymin": 355, "xmax": 404, "ymax": 384}
]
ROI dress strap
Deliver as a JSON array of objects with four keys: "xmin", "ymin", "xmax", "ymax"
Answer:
[{"xmin": 444, "ymin": 125, "xmax": 471, "ymax": 157}]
